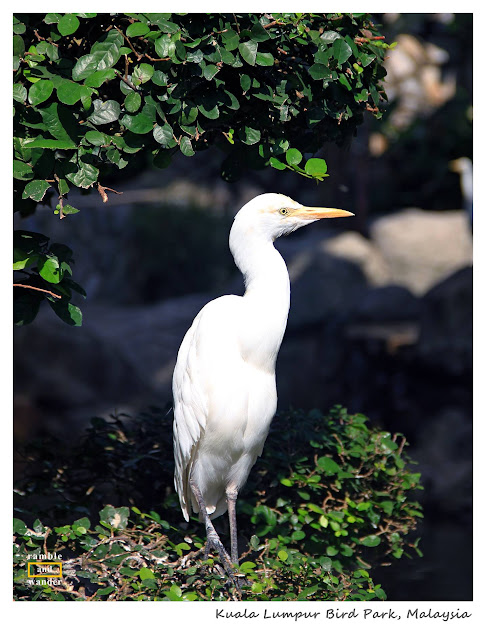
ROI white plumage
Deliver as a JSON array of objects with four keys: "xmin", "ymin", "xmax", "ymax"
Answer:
[{"xmin": 172, "ymin": 192, "xmax": 353, "ymax": 570}]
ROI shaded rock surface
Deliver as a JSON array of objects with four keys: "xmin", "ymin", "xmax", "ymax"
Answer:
[
  {"xmin": 416, "ymin": 266, "xmax": 472, "ymax": 376},
  {"xmin": 369, "ymin": 209, "xmax": 472, "ymax": 294}
]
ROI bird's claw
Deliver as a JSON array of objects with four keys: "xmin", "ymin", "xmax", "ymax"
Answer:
[{"xmin": 204, "ymin": 535, "xmax": 249, "ymax": 591}]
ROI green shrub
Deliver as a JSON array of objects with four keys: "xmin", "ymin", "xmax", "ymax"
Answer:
[
  {"xmin": 13, "ymin": 406, "xmax": 422, "ymax": 601},
  {"xmin": 13, "ymin": 12, "xmax": 393, "ymax": 326}
]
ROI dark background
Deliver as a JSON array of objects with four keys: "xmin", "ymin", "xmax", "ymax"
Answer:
[{"xmin": 14, "ymin": 13, "xmax": 473, "ymax": 600}]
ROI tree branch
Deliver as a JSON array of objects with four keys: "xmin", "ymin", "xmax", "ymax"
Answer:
[{"xmin": 13, "ymin": 283, "xmax": 62, "ymax": 299}]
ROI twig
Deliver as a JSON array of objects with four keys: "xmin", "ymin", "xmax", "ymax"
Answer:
[
  {"xmin": 355, "ymin": 36, "xmax": 386, "ymax": 44},
  {"xmin": 115, "ymin": 26, "xmax": 142, "ymax": 60},
  {"xmin": 13, "ymin": 283, "xmax": 62, "ymax": 299},
  {"xmin": 114, "ymin": 71, "xmax": 138, "ymax": 92},
  {"xmin": 232, "ymin": 13, "xmax": 241, "ymax": 34},
  {"xmin": 97, "ymin": 183, "xmax": 123, "ymax": 204},
  {"xmin": 143, "ymin": 53, "xmax": 171, "ymax": 62},
  {"xmin": 263, "ymin": 20, "xmax": 284, "ymax": 29}
]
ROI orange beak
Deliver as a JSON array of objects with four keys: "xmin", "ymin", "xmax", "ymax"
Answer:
[{"xmin": 290, "ymin": 206, "xmax": 354, "ymax": 220}]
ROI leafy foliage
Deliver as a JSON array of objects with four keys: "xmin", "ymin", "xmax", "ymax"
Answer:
[
  {"xmin": 13, "ymin": 230, "xmax": 85, "ymax": 326},
  {"xmin": 14, "ymin": 406, "xmax": 422, "ymax": 601},
  {"xmin": 13, "ymin": 12, "xmax": 392, "ymax": 326}
]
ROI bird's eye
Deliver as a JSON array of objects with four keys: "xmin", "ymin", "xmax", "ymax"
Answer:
[{"xmin": 279, "ymin": 208, "xmax": 288, "ymax": 216}]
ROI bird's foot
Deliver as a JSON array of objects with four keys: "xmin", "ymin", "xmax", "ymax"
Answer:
[
  {"xmin": 204, "ymin": 534, "xmax": 249, "ymax": 591},
  {"xmin": 204, "ymin": 533, "xmax": 233, "ymax": 570}
]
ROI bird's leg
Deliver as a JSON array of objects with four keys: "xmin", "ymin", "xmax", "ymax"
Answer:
[
  {"xmin": 226, "ymin": 486, "xmax": 239, "ymax": 565},
  {"xmin": 189, "ymin": 479, "xmax": 234, "ymax": 575}
]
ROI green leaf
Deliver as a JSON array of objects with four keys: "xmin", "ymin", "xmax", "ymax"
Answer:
[
  {"xmin": 153, "ymin": 124, "xmax": 174, "ymax": 146},
  {"xmin": 55, "ymin": 203, "xmax": 80, "ymax": 216},
  {"xmin": 133, "ymin": 63, "xmax": 154, "ymax": 84},
  {"xmin": 72, "ymin": 53, "xmax": 103, "ymax": 81},
  {"xmin": 167, "ymin": 584, "xmax": 182, "ymax": 601},
  {"xmin": 28, "ymin": 80, "xmax": 54, "ymax": 107},
  {"xmin": 13, "ymin": 35, "xmax": 25, "ymax": 57},
  {"xmin": 198, "ymin": 103, "xmax": 219, "ymax": 120},
  {"xmin": 240, "ymin": 74, "xmax": 251, "ymax": 92},
  {"xmin": 278, "ymin": 549, "xmax": 288, "ymax": 561},
  {"xmin": 332, "ymin": 38, "xmax": 352, "ymax": 65},
  {"xmin": 250, "ymin": 22, "xmax": 270, "ymax": 42},
  {"xmin": 84, "ymin": 69, "xmax": 117, "ymax": 87},
  {"xmin": 13, "ymin": 159, "xmax": 34, "ymax": 181},
  {"xmin": 38, "ymin": 102, "xmax": 78, "ymax": 141},
  {"xmin": 239, "ymin": 126, "xmax": 260, "ymax": 145},
  {"xmin": 73, "ymin": 516, "xmax": 91, "ymax": 530},
  {"xmin": 72, "ymin": 31, "xmax": 122, "ymax": 81},
  {"xmin": 85, "ymin": 130, "xmax": 110, "ymax": 146},
  {"xmin": 56, "ymin": 80, "xmax": 83, "ymax": 105},
  {"xmin": 286, "ymin": 148, "xmax": 302, "ymax": 166},
  {"xmin": 23, "ymin": 138, "xmax": 78, "ymax": 150},
  {"xmin": 66, "ymin": 160, "xmax": 99, "ymax": 188},
  {"xmin": 308, "ymin": 64, "xmax": 332, "ymax": 80},
  {"xmin": 203, "ymin": 64, "xmax": 219, "ymax": 81},
  {"xmin": 320, "ymin": 30, "xmax": 341, "ymax": 44},
  {"xmin": 49, "ymin": 300, "xmax": 83, "ymax": 326},
  {"xmin": 124, "ymin": 91, "xmax": 141, "ymax": 113},
  {"xmin": 358, "ymin": 52, "xmax": 376, "ymax": 67},
  {"xmin": 139, "ymin": 567, "xmax": 155, "ymax": 581},
  {"xmin": 150, "ymin": 17, "xmax": 179, "ymax": 33},
  {"xmin": 152, "ymin": 70, "xmax": 168, "ymax": 86},
  {"xmin": 361, "ymin": 535, "xmax": 381, "ymax": 547},
  {"xmin": 13, "ymin": 248, "xmax": 35, "ymax": 270},
  {"xmin": 305, "ymin": 157, "xmax": 328, "ymax": 177},
  {"xmin": 317, "ymin": 456, "xmax": 340, "ymax": 474},
  {"xmin": 13, "ymin": 83, "xmax": 27, "ymax": 103},
  {"xmin": 121, "ymin": 112, "xmax": 154, "ymax": 134},
  {"xmin": 22, "ymin": 180, "xmax": 50, "ymax": 202},
  {"xmin": 88, "ymin": 99, "xmax": 121, "ymax": 125},
  {"xmin": 339, "ymin": 73, "xmax": 352, "ymax": 91},
  {"xmin": 43, "ymin": 13, "xmax": 61, "ymax": 24},
  {"xmin": 13, "ymin": 518, "xmax": 28, "ymax": 535},
  {"xmin": 256, "ymin": 52, "xmax": 274, "ymax": 66},
  {"xmin": 270, "ymin": 157, "xmax": 286, "ymax": 170},
  {"xmin": 98, "ymin": 506, "xmax": 129, "ymax": 529},
  {"xmin": 221, "ymin": 28, "xmax": 239, "ymax": 51},
  {"xmin": 57, "ymin": 14, "xmax": 80, "ymax": 36},
  {"xmin": 240, "ymin": 561, "xmax": 256, "ymax": 573},
  {"xmin": 38, "ymin": 255, "xmax": 61, "ymax": 283},
  {"xmin": 154, "ymin": 34, "xmax": 175, "ymax": 58},
  {"xmin": 179, "ymin": 136, "xmax": 195, "ymax": 156},
  {"xmin": 239, "ymin": 41, "xmax": 258, "ymax": 66},
  {"xmin": 90, "ymin": 29, "xmax": 123, "ymax": 65},
  {"xmin": 126, "ymin": 22, "xmax": 150, "ymax": 37}
]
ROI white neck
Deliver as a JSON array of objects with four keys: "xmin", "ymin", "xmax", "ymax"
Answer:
[{"xmin": 229, "ymin": 218, "xmax": 290, "ymax": 370}]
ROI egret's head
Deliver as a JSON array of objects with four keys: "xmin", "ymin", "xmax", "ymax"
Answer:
[{"xmin": 233, "ymin": 193, "xmax": 354, "ymax": 241}]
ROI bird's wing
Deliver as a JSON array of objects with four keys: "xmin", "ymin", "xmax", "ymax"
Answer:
[
  {"xmin": 172, "ymin": 311, "xmax": 208, "ymax": 521},
  {"xmin": 173, "ymin": 295, "xmax": 246, "ymax": 520}
]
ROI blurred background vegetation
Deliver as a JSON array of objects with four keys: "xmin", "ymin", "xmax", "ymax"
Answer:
[{"xmin": 14, "ymin": 13, "xmax": 472, "ymax": 600}]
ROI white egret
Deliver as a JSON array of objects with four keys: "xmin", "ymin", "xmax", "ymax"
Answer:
[{"xmin": 172, "ymin": 193, "xmax": 353, "ymax": 575}]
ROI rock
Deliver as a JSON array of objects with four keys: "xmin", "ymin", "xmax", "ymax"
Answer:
[
  {"xmin": 370, "ymin": 209, "xmax": 472, "ymax": 295},
  {"xmin": 416, "ymin": 266, "xmax": 472, "ymax": 375},
  {"xmin": 13, "ymin": 293, "xmax": 212, "ymax": 440},
  {"xmin": 412, "ymin": 407, "xmax": 472, "ymax": 514},
  {"xmin": 321, "ymin": 231, "xmax": 391, "ymax": 286},
  {"xmin": 14, "ymin": 309, "xmax": 147, "ymax": 439},
  {"xmin": 286, "ymin": 249, "xmax": 367, "ymax": 328},
  {"xmin": 352, "ymin": 285, "xmax": 420, "ymax": 323}
]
